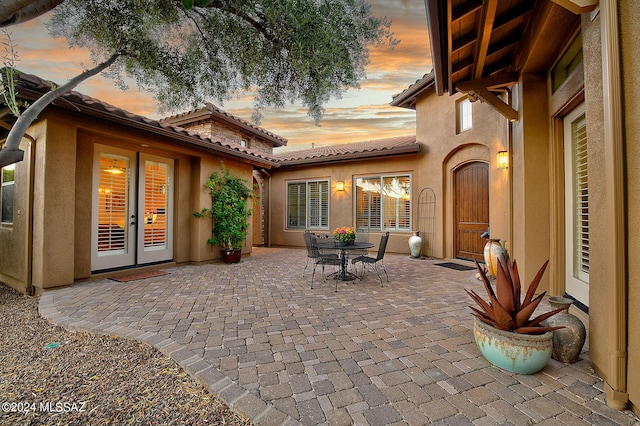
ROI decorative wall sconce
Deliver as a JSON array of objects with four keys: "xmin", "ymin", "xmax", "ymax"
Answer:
[
  {"xmin": 335, "ymin": 181, "xmax": 345, "ymax": 191},
  {"xmin": 497, "ymin": 151, "xmax": 509, "ymax": 170}
]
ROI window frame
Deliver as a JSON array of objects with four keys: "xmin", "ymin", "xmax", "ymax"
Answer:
[
  {"xmin": 286, "ymin": 179, "xmax": 330, "ymax": 230},
  {"xmin": 457, "ymin": 97, "xmax": 473, "ymax": 133},
  {"xmin": 354, "ymin": 174, "xmax": 412, "ymax": 232},
  {"xmin": 1, "ymin": 163, "xmax": 15, "ymax": 225}
]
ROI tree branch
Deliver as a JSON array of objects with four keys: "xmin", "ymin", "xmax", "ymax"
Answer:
[
  {"xmin": 0, "ymin": 52, "xmax": 120, "ymax": 168},
  {"xmin": 186, "ymin": 0, "xmax": 281, "ymax": 48},
  {"xmin": 0, "ymin": 0, "xmax": 64, "ymax": 27}
]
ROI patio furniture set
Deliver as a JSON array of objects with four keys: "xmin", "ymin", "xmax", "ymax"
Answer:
[{"xmin": 303, "ymin": 230, "xmax": 389, "ymax": 292}]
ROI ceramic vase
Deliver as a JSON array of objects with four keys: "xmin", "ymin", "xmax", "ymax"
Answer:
[
  {"xmin": 408, "ymin": 231, "xmax": 422, "ymax": 258},
  {"xmin": 473, "ymin": 317, "xmax": 553, "ymax": 374},
  {"xmin": 483, "ymin": 239, "xmax": 506, "ymax": 277},
  {"xmin": 541, "ymin": 296, "xmax": 586, "ymax": 364}
]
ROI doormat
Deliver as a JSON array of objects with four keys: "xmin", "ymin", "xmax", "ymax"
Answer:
[
  {"xmin": 109, "ymin": 270, "xmax": 169, "ymax": 282},
  {"xmin": 435, "ymin": 262, "xmax": 476, "ymax": 271}
]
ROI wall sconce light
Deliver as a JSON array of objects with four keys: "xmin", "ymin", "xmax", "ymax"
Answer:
[
  {"xmin": 335, "ymin": 181, "xmax": 345, "ymax": 191},
  {"xmin": 497, "ymin": 151, "xmax": 509, "ymax": 170}
]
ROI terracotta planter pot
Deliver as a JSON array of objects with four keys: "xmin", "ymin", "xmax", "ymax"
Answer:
[
  {"xmin": 473, "ymin": 317, "xmax": 553, "ymax": 374},
  {"xmin": 221, "ymin": 248, "xmax": 242, "ymax": 264}
]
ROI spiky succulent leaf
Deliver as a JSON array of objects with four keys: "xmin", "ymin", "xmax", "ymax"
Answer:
[
  {"xmin": 465, "ymin": 289, "xmax": 496, "ymax": 321},
  {"xmin": 522, "ymin": 259, "xmax": 549, "ymax": 306},
  {"xmin": 474, "ymin": 259, "xmax": 497, "ymax": 301},
  {"xmin": 495, "ymin": 257, "xmax": 516, "ymax": 314},
  {"xmin": 514, "ymin": 293, "xmax": 545, "ymax": 328},
  {"xmin": 526, "ymin": 306, "xmax": 569, "ymax": 328}
]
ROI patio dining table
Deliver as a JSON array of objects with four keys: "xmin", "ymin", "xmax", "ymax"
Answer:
[{"xmin": 316, "ymin": 240, "xmax": 375, "ymax": 281}]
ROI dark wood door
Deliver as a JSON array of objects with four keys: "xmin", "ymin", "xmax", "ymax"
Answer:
[{"xmin": 454, "ymin": 162, "xmax": 489, "ymax": 261}]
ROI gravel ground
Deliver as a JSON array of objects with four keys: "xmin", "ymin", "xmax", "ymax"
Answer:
[{"xmin": 0, "ymin": 283, "xmax": 250, "ymax": 426}]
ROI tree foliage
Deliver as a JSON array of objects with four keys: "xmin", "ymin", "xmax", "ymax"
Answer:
[{"xmin": 0, "ymin": 0, "xmax": 395, "ymax": 167}]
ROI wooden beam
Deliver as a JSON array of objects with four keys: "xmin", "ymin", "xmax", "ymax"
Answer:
[
  {"xmin": 455, "ymin": 72, "xmax": 519, "ymax": 122},
  {"xmin": 452, "ymin": 56, "xmax": 475, "ymax": 75},
  {"xmin": 452, "ymin": 0, "xmax": 482, "ymax": 23},
  {"xmin": 455, "ymin": 71, "xmax": 519, "ymax": 91},
  {"xmin": 474, "ymin": 0, "xmax": 499, "ymax": 79},
  {"xmin": 452, "ymin": 31, "xmax": 477, "ymax": 54},
  {"xmin": 475, "ymin": 88, "xmax": 518, "ymax": 122},
  {"xmin": 551, "ymin": 0, "xmax": 597, "ymax": 14}
]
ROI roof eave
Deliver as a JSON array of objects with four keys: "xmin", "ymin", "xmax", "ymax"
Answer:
[
  {"xmin": 390, "ymin": 72, "xmax": 436, "ymax": 109},
  {"xmin": 17, "ymin": 86, "xmax": 280, "ymax": 169},
  {"xmin": 277, "ymin": 144, "xmax": 420, "ymax": 166},
  {"xmin": 207, "ymin": 108, "xmax": 287, "ymax": 147},
  {"xmin": 425, "ymin": 0, "xmax": 448, "ymax": 96}
]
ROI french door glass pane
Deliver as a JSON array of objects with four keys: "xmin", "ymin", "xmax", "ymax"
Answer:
[
  {"xmin": 143, "ymin": 160, "xmax": 169, "ymax": 249},
  {"xmin": 97, "ymin": 154, "xmax": 129, "ymax": 252}
]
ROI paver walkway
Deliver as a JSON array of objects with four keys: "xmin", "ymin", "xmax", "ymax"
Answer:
[{"xmin": 40, "ymin": 247, "xmax": 639, "ymax": 425}]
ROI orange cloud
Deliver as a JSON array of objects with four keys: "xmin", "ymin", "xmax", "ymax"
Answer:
[{"xmin": 7, "ymin": 0, "xmax": 429, "ymax": 149}]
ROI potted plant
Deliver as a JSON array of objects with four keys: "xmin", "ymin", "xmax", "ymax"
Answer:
[
  {"xmin": 333, "ymin": 226, "xmax": 356, "ymax": 246},
  {"xmin": 466, "ymin": 253, "xmax": 567, "ymax": 374},
  {"xmin": 194, "ymin": 165, "xmax": 254, "ymax": 264}
]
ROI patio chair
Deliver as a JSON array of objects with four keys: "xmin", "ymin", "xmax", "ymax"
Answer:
[
  {"xmin": 310, "ymin": 235, "xmax": 342, "ymax": 292},
  {"xmin": 351, "ymin": 232, "xmax": 389, "ymax": 287},
  {"xmin": 348, "ymin": 226, "xmax": 370, "ymax": 275},
  {"xmin": 302, "ymin": 230, "xmax": 316, "ymax": 276}
]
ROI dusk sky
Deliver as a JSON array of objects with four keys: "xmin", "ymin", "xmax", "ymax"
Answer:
[{"xmin": 6, "ymin": 0, "xmax": 433, "ymax": 151}]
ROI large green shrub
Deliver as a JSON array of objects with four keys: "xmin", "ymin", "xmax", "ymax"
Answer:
[{"xmin": 194, "ymin": 166, "xmax": 253, "ymax": 250}]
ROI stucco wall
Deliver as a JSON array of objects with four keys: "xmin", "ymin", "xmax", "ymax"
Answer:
[
  {"xmin": 269, "ymin": 154, "xmax": 419, "ymax": 255},
  {"xmin": 0, "ymin": 106, "xmax": 259, "ymax": 293},
  {"xmin": 620, "ymin": 0, "xmax": 640, "ymax": 413},
  {"xmin": 580, "ymin": 9, "xmax": 611, "ymax": 390},
  {"xmin": 0, "ymin": 125, "xmax": 38, "ymax": 294},
  {"xmin": 415, "ymin": 91, "xmax": 506, "ymax": 259}
]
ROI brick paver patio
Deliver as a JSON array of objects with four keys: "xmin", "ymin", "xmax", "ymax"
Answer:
[{"xmin": 40, "ymin": 247, "xmax": 639, "ymax": 425}]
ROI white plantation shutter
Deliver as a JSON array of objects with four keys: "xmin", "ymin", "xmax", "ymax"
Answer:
[
  {"xmin": 308, "ymin": 181, "xmax": 328, "ymax": 228},
  {"xmin": 287, "ymin": 182, "xmax": 306, "ymax": 228},
  {"xmin": 572, "ymin": 115, "xmax": 589, "ymax": 282},
  {"xmin": 143, "ymin": 160, "xmax": 169, "ymax": 249},
  {"xmin": 97, "ymin": 154, "xmax": 129, "ymax": 252}
]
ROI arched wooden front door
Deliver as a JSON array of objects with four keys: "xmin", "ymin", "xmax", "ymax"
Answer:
[{"xmin": 454, "ymin": 161, "xmax": 489, "ymax": 261}]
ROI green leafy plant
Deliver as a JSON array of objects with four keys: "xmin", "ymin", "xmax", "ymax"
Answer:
[
  {"xmin": 466, "ymin": 253, "xmax": 567, "ymax": 335},
  {"xmin": 194, "ymin": 165, "xmax": 253, "ymax": 250},
  {"xmin": 333, "ymin": 226, "xmax": 356, "ymax": 242}
]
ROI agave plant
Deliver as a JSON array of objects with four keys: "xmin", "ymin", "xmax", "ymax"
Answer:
[{"xmin": 466, "ymin": 253, "xmax": 567, "ymax": 335}]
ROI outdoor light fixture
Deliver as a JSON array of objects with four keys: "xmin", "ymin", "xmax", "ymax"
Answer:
[
  {"xmin": 336, "ymin": 181, "xmax": 345, "ymax": 191},
  {"xmin": 497, "ymin": 151, "xmax": 509, "ymax": 170}
]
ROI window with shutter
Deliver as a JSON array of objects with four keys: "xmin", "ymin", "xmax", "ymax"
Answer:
[
  {"xmin": 564, "ymin": 103, "xmax": 589, "ymax": 308},
  {"xmin": 356, "ymin": 175, "xmax": 411, "ymax": 231}
]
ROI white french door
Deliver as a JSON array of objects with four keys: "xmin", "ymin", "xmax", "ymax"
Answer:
[
  {"xmin": 563, "ymin": 103, "xmax": 589, "ymax": 308},
  {"xmin": 91, "ymin": 146, "xmax": 174, "ymax": 271}
]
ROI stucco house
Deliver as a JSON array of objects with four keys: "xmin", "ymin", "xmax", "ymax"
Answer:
[
  {"xmin": 0, "ymin": 71, "xmax": 281, "ymax": 296},
  {"xmin": 416, "ymin": 0, "xmax": 638, "ymax": 415},
  {"xmin": 1, "ymin": 0, "xmax": 638, "ymax": 415}
]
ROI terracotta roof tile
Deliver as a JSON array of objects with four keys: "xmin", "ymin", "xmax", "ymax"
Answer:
[
  {"xmin": 390, "ymin": 71, "xmax": 435, "ymax": 110},
  {"xmin": 12, "ymin": 70, "xmax": 279, "ymax": 167},
  {"xmin": 161, "ymin": 102, "xmax": 287, "ymax": 147},
  {"xmin": 273, "ymin": 135, "xmax": 419, "ymax": 165}
]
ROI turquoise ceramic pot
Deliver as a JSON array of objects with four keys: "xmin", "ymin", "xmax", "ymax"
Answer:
[{"xmin": 473, "ymin": 317, "xmax": 553, "ymax": 374}]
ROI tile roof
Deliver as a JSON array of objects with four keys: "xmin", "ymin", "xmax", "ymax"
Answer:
[
  {"xmin": 160, "ymin": 102, "xmax": 287, "ymax": 147},
  {"xmin": 273, "ymin": 135, "xmax": 419, "ymax": 165},
  {"xmin": 390, "ymin": 71, "xmax": 435, "ymax": 110},
  {"xmin": 11, "ymin": 69, "xmax": 279, "ymax": 168}
]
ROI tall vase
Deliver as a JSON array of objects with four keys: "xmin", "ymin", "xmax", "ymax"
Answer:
[
  {"xmin": 541, "ymin": 296, "xmax": 586, "ymax": 364},
  {"xmin": 408, "ymin": 231, "xmax": 422, "ymax": 258},
  {"xmin": 483, "ymin": 239, "xmax": 506, "ymax": 277}
]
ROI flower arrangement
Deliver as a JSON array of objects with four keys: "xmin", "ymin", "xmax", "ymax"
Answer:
[{"xmin": 333, "ymin": 226, "xmax": 356, "ymax": 242}]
